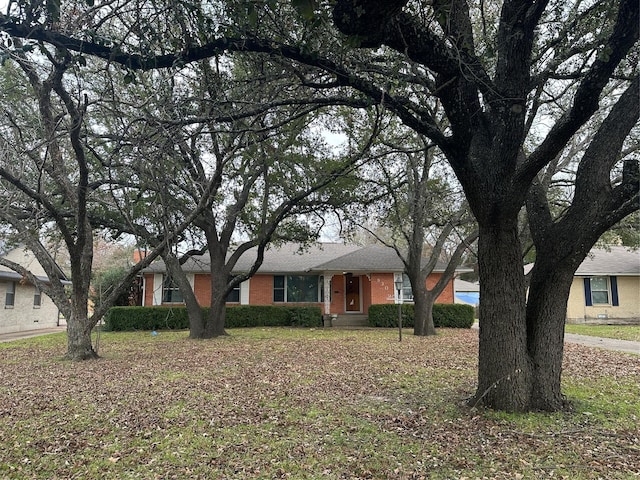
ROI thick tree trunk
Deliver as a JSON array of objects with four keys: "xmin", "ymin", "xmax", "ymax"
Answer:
[
  {"xmin": 65, "ymin": 226, "xmax": 98, "ymax": 360},
  {"xmin": 204, "ymin": 297, "xmax": 228, "ymax": 338},
  {"xmin": 471, "ymin": 221, "xmax": 532, "ymax": 412},
  {"xmin": 526, "ymin": 261, "xmax": 575, "ymax": 411},
  {"xmin": 203, "ymin": 264, "xmax": 229, "ymax": 338},
  {"xmin": 162, "ymin": 254, "xmax": 205, "ymax": 339},
  {"xmin": 65, "ymin": 306, "xmax": 98, "ymax": 361},
  {"xmin": 186, "ymin": 301, "xmax": 206, "ymax": 339},
  {"xmin": 187, "ymin": 311, "xmax": 206, "ymax": 339},
  {"xmin": 413, "ymin": 287, "xmax": 436, "ymax": 336}
]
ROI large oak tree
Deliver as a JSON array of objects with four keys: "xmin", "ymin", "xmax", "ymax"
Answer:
[
  {"xmin": 327, "ymin": 0, "xmax": 638, "ymax": 411},
  {"xmin": 93, "ymin": 56, "xmax": 376, "ymax": 338},
  {"xmin": 0, "ymin": 47, "xmax": 219, "ymax": 359}
]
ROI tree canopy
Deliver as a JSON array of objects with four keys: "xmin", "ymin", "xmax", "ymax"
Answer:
[{"xmin": 1, "ymin": 0, "xmax": 637, "ymax": 411}]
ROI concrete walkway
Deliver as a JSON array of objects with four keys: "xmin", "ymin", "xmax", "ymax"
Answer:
[
  {"xmin": 470, "ymin": 323, "xmax": 638, "ymax": 355},
  {"xmin": 564, "ymin": 332, "xmax": 639, "ymax": 355},
  {"xmin": 0, "ymin": 326, "xmax": 67, "ymax": 343}
]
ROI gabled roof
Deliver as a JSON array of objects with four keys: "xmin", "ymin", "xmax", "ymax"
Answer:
[
  {"xmin": 143, "ymin": 243, "xmax": 361, "ymax": 274},
  {"xmin": 233, "ymin": 242, "xmax": 362, "ymax": 273},
  {"xmin": 575, "ymin": 246, "xmax": 640, "ymax": 276},
  {"xmin": 310, "ymin": 245, "xmax": 403, "ymax": 272},
  {"xmin": 309, "ymin": 244, "xmax": 456, "ymax": 273},
  {"xmin": 0, "ymin": 247, "xmax": 69, "ymax": 284},
  {"xmin": 142, "ymin": 242, "xmax": 469, "ymax": 275}
]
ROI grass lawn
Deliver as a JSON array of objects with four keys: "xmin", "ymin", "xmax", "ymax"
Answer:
[
  {"xmin": 1, "ymin": 328, "xmax": 639, "ymax": 479},
  {"xmin": 565, "ymin": 324, "xmax": 640, "ymax": 342}
]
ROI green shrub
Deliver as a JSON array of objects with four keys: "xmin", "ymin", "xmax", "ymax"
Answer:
[
  {"xmin": 368, "ymin": 304, "xmax": 415, "ymax": 328},
  {"xmin": 286, "ymin": 306, "xmax": 323, "ymax": 327},
  {"xmin": 368, "ymin": 303, "xmax": 474, "ymax": 329},
  {"xmin": 103, "ymin": 305, "xmax": 323, "ymax": 331},
  {"xmin": 225, "ymin": 306, "xmax": 290, "ymax": 328},
  {"xmin": 433, "ymin": 304, "xmax": 474, "ymax": 328},
  {"xmin": 103, "ymin": 306, "xmax": 189, "ymax": 331}
]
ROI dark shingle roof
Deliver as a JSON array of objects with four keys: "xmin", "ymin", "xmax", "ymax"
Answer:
[
  {"xmin": 312, "ymin": 245, "xmax": 465, "ymax": 273},
  {"xmin": 142, "ymin": 243, "xmax": 464, "ymax": 274},
  {"xmin": 311, "ymin": 245, "xmax": 405, "ymax": 272},
  {"xmin": 143, "ymin": 243, "xmax": 361, "ymax": 274},
  {"xmin": 233, "ymin": 243, "xmax": 362, "ymax": 273},
  {"xmin": 0, "ymin": 271, "xmax": 53, "ymax": 284}
]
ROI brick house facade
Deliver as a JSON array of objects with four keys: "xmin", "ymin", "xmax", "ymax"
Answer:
[{"xmin": 141, "ymin": 243, "xmax": 463, "ymax": 326}]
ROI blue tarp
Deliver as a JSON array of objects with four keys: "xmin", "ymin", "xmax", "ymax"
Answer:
[{"xmin": 455, "ymin": 293, "xmax": 479, "ymax": 305}]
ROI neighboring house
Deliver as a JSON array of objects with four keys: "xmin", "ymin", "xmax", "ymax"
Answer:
[
  {"xmin": 566, "ymin": 246, "xmax": 640, "ymax": 325},
  {"xmin": 454, "ymin": 279, "xmax": 480, "ymax": 306},
  {"xmin": 140, "ymin": 243, "xmax": 469, "ymax": 326},
  {"xmin": 0, "ymin": 247, "xmax": 65, "ymax": 334}
]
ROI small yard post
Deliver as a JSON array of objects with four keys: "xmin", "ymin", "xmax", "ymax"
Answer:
[{"xmin": 395, "ymin": 275, "xmax": 403, "ymax": 342}]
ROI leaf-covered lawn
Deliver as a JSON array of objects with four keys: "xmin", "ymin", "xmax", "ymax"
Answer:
[{"xmin": 0, "ymin": 328, "xmax": 638, "ymax": 479}]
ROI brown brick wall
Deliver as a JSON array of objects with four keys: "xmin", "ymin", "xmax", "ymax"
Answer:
[
  {"xmin": 361, "ymin": 275, "xmax": 372, "ymax": 314},
  {"xmin": 427, "ymin": 273, "xmax": 455, "ymax": 303},
  {"xmin": 194, "ymin": 274, "xmax": 211, "ymax": 306},
  {"xmin": 249, "ymin": 274, "xmax": 274, "ymax": 305},
  {"xmin": 370, "ymin": 273, "xmax": 396, "ymax": 305},
  {"xmin": 329, "ymin": 274, "xmax": 344, "ymax": 314},
  {"xmin": 367, "ymin": 272, "xmax": 455, "ymax": 307}
]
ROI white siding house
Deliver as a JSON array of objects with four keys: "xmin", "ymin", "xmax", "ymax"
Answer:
[{"xmin": 0, "ymin": 248, "xmax": 63, "ymax": 334}]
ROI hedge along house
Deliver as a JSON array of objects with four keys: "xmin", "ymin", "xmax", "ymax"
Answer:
[
  {"xmin": 0, "ymin": 247, "xmax": 67, "ymax": 334},
  {"xmin": 140, "ymin": 243, "xmax": 465, "ymax": 327},
  {"xmin": 566, "ymin": 246, "xmax": 640, "ymax": 325}
]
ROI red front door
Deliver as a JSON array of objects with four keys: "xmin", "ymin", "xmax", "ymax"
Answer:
[{"xmin": 345, "ymin": 274, "xmax": 360, "ymax": 312}]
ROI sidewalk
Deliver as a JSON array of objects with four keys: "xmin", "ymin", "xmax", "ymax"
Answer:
[
  {"xmin": 564, "ymin": 332, "xmax": 639, "ymax": 355},
  {"xmin": 0, "ymin": 326, "xmax": 67, "ymax": 343},
  {"xmin": 471, "ymin": 323, "xmax": 639, "ymax": 355}
]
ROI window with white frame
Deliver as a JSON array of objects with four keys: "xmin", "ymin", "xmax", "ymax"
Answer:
[
  {"xmin": 33, "ymin": 286, "xmax": 42, "ymax": 308},
  {"xmin": 273, "ymin": 275, "xmax": 323, "ymax": 303},
  {"xmin": 402, "ymin": 273, "xmax": 414, "ymax": 303},
  {"xmin": 589, "ymin": 276, "xmax": 609, "ymax": 304},
  {"xmin": 584, "ymin": 276, "xmax": 620, "ymax": 307},
  {"xmin": 162, "ymin": 275, "xmax": 184, "ymax": 303},
  {"xmin": 5, "ymin": 281, "xmax": 15, "ymax": 307}
]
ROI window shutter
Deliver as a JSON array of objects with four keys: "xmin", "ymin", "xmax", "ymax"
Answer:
[
  {"xmin": 610, "ymin": 276, "xmax": 619, "ymax": 307},
  {"xmin": 583, "ymin": 278, "xmax": 592, "ymax": 306}
]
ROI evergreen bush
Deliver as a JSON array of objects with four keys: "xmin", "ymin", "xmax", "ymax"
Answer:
[
  {"xmin": 368, "ymin": 303, "xmax": 473, "ymax": 328},
  {"xmin": 103, "ymin": 305, "xmax": 323, "ymax": 331},
  {"xmin": 103, "ymin": 306, "xmax": 189, "ymax": 331}
]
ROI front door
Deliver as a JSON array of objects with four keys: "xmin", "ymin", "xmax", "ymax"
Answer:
[{"xmin": 345, "ymin": 273, "xmax": 360, "ymax": 312}]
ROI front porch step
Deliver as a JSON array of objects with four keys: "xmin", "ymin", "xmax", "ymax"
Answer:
[{"xmin": 330, "ymin": 314, "xmax": 369, "ymax": 327}]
